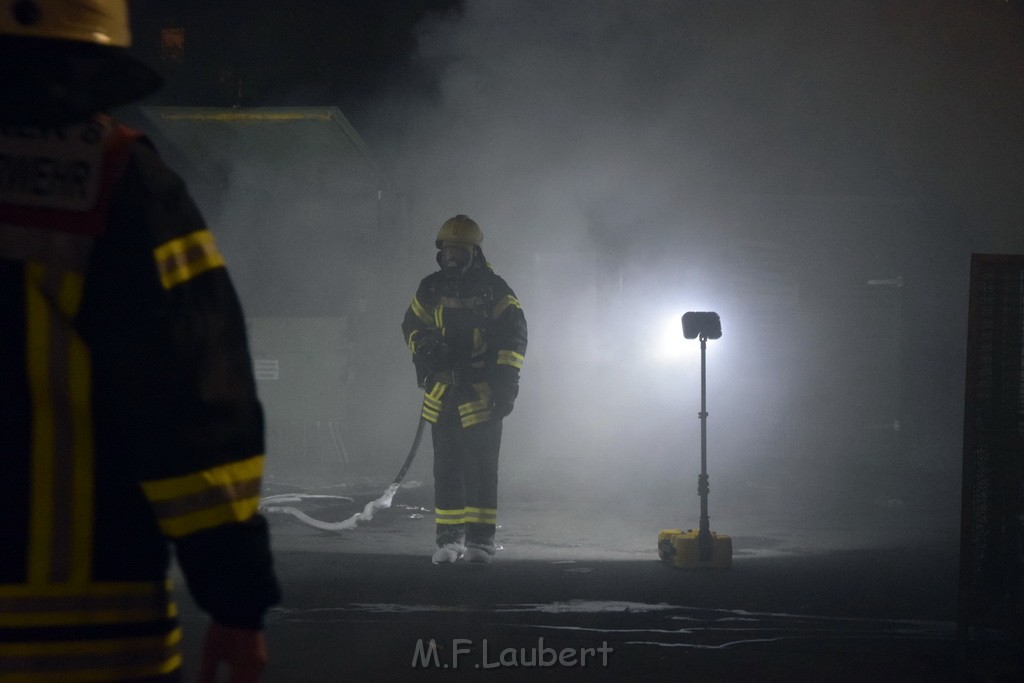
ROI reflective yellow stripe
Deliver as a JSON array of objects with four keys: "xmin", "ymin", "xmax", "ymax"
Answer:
[
  {"xmin": 457, "ymin": 384, "xmax": 491, "ymax": 416},
  {"xmin": 464, "ymin": 507, "xmax": 497, "ymax": 525},
  {"xmin": 153, "ymin": 229, "xmax": 225, "ymax": 289},
  {"xmin": 0, "ymin": 578, "xmax": 173, "ymax": 599},
  {"xmin": 25, "ymin": 265, "xmax": 55, "ymax": 585},
  {"xmin": 152, "ymin": 498, "xmax": 261, "ymax": 538},
  {"xmin": 139, "ymin": 455, "xmax": 264, "ymax": 538},
  {"xmin": 421, "ymin": 382, "xmax": 447, "ymax": 423},
  {"xmin": 24, "ymin": 265, "xmax": 93, "ymax": 586},
  {"xmin": 410, "ymin": 296, "xmax": 432, "ymax": 325},
  {"xmin": 497, "ymin": 350, "xmax": 525, "ymax": 369},
  {"xmin": 0, "ymin": 631, "xmax": 182, "ymax": 682},
  {"xmin": 458, "ymin": 383, "xmax": 492, "ymax": 427},
  {"xmin": 435, "ymin": 508, "xmax": 465, "ymax": 525},
  {"xmin": 63, "ymin": 272, "xmax": 94, "ymax": 585},
  {"xmin": 141, "ymin": 455, "xmax": 264, "ymax": 501},
  {"xmin": 0, "ymin": 580, "xmax": 176, "ymax": 628},
  {"xmin": 461, "ymin": 410, "xmax": 492, "ymax": 427},
  {"xmin": 472, "ymin": 329, "xmax": 485, "ymax": 359},
  {"xmin": 492, "ymin": 294, "xmax": 521, "ymax": 319},
  {"xmin": 0, "ymin": 657, "xmax": 182, "ymax": 683},
  {"xmin": 0, "ymin": 629, "xmax": 181, "ymax": 657}
]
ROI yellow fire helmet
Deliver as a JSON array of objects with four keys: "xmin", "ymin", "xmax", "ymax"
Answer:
[
  {"xmin": 0, "ymin": 0, "xmax": 130, "ymax": 46},
  {"xmin": 435, "ymin": 214, "xmax": 483, "ymax": 249}
]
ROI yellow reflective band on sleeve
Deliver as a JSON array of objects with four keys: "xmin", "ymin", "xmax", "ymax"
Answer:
[
  {"xmin": 434, "ymin": 508, "xmax": 466, "ymax": 525},
  {"xmin": 421, "ymin": 382, "xmax": 447, "ymax": 423},
  {"xmin": 458, "ymin": 383, "xmax": 492, "ymax": 427},
  {"xmin": 497, "ymin": 350, "xmax": 525, "ymax": 369},
  {"xmin": 409, "ymin": 328, "xmax": 432, "ymax": 354},
  {"xmin": 410, "ymin": 296, "xmax": 433, "ymax": 325},
  {"xmin": 492, "ymin": 294, "xmax": 521, "ymax": 319},
  {"xmin": 464, "ymin": 507, "xmax": 497, "ymax": 525},
  {"xmin": 153, "ymin": 229, "xmax": 225, "ymax": 289},
  {"xmin": 460, "ymin": 410, "xmax": 491, "ymax": 427},
  {"xmin": 139, "ymin": 455, "xmax": 264, "ymax": 538}
]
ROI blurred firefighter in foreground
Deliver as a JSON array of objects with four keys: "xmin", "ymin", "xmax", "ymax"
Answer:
[
  {"xmin": 402, "ymin": 215, "xmax": 527, "ymax": 564},
  {"xmin": 0, "ymin": 2, "xmax": 280, "ymax": 681}
]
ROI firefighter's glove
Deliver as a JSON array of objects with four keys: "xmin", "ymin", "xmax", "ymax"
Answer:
[
  {"xmin": 490, "ymin": 382, "xmax": 517, "ymax": 419},
  {"xmin": 415, "ymin": 330, "xmax": 450, "ymax": 373},
  {"xmin": 491, "ymin": 399, "xmax": 515, "ymax": 419}
]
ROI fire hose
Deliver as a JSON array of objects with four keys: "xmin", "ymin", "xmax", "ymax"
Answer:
[{"xmin": 259, "ymin": 417, "xmax": 427, "ymax": 531}]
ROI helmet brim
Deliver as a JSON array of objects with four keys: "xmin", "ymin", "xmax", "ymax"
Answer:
[{"xmin": 0, "ymin": 37, "xmax": 162, "ymax": 124}]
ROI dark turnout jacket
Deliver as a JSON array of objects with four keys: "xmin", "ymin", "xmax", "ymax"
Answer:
[
  {"xmin": 402, "ymin": 258, "xmax": 527, "ymax": 426},
  {"xmin": 0, "ymin": 115, "xmax": 279, "ymax": 681}
]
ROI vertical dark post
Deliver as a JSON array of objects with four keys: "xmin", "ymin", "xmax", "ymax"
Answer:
[{"xmin": 697, "ymin": 333, "xmax": 712, "ymax": 562}]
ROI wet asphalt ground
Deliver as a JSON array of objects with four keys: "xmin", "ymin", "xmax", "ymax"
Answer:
[{"xmin": 166, "ymin": 469, "xmax": 990, "ymax": 682}]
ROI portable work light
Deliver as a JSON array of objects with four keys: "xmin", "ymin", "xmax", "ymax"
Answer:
[{"xmin": 658, "ymin": 311, "xmax": 732, "ymax": 569}]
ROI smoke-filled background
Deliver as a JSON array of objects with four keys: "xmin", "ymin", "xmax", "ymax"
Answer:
[{"xmin": 127, "ymin": 0, "xmax": 1024, "ymax": 545}]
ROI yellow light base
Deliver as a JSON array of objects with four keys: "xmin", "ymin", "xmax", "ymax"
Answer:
[{"xmin": 658, "ymin": 528, "xmax": 732, "ymax": 569}]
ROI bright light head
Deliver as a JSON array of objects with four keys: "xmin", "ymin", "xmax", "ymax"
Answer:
[{"xmin": 682, "ymin": 311, "xmax": 722, "ymax": 340}]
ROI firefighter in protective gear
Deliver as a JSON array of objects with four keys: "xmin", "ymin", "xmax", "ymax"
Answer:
[
  {"xmin": 402, "ymin": 215, "xmax": 527, "ymax": 564},
  {"xmin": 0, "ymin": 2, "xmax": 280, "ymax": 681}
]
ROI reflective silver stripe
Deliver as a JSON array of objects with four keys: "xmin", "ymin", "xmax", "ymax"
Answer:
[{"xmin": 0, "ymin": 223, "xmax": 94, "ymax": 271}]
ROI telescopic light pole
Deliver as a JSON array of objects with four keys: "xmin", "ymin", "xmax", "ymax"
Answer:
[
  {"xmin": 697, "ymin": 331, "xmax": 712, "ymax": 563},
  {"xmin": 681, "ymin": 312, "xmax": 721, "ymax": 563}
]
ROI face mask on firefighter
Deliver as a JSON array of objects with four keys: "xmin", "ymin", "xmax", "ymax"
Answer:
[{"xmin": 440, "ymin": 243, "xmax": 472, "ymax": 272}]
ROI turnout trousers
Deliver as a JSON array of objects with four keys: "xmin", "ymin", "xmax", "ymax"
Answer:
[{"xmin": 432, "ymin": 397, "xmax": 503, "ymax": 552}]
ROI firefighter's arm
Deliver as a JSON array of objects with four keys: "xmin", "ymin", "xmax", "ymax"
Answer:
[
  {"xmin": 489, "ymin": 285, "xmax": 527, "ymax": 417},
  {"xmin": 126, "ymin": 143, "xmax": 280, "ymax": 633},
  {"xmin": 403, "ymin": 287, "xmax": 448, "ymax": 387},
  {"xmin": 135, "ymin": 258, "xmax": 280, "ymax": 628}
]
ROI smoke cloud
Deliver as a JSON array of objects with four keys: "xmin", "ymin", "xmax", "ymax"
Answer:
[
  {"xmin": 353, "ymin": 0, "xmax": 1024, "ymax": 539},
  {"xmin": 154, "ymin": 1, "xmax": 1023, "ymax": 545}
]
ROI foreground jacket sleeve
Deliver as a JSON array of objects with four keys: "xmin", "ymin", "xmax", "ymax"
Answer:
[{"xmin": 107, "ymin": 141, "xmax": 280, "ymax": 629}]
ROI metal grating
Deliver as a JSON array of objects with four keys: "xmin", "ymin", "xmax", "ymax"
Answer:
[{"xmin": 957, "ymin": 253, "xmax": 1024, "ymax": 673}]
